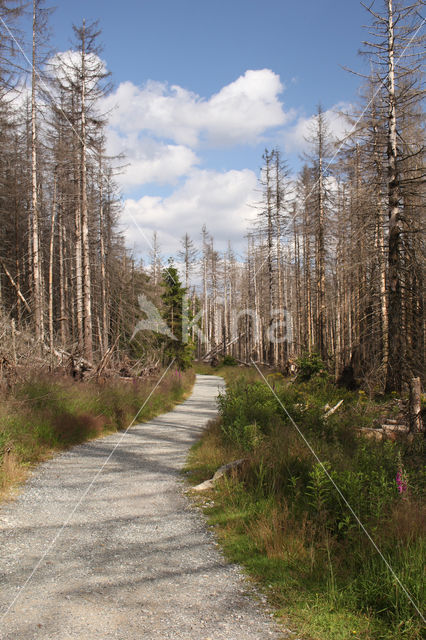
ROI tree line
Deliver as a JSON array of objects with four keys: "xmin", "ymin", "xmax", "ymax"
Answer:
[
  {"xmin": 0, "ymin": 1, "xmax": 147, "ymax": 374},
  {"xmin": 0, "ymin": 0, "xmax": 424, "ymax": 394},
  {"xmin": 174, "ymin": 0, "xmax": 424, "ymax": 393}
]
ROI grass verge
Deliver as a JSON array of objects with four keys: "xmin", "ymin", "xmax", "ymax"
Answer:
[
  {"xmin": 185, "ymin": 367, "xmax": 425, "ymax": 640},
  {"xmin": 0, "ymin": 368, "xmax": 195, "ymax": 501}
]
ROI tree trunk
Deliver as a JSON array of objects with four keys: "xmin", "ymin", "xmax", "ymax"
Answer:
[
  {"xmin": 385, "ymin": 0, "xmax": 403, "ymax": 392},
  {"xmin": 409, "ymin": 377, "xmax": 423, "ymax": 433},
  {"xmin": 99, "ymin": 161, "xmax": 109, "ymax": 355},
  {"xmin": 317, "ymin": 142, "xmax": 327, "ymax": 362},
  {"xmin": 80, "ymin": 21, "xmax": 93, "ymax": 362},
  {"xmin": 48, "ymin": 176, "xmax": 57, "ymax": 357},
  {"xmin": 31, "ymin": 0, "xmax": 43, "ymax": 345}
]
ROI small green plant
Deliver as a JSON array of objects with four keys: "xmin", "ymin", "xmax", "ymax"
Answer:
[
  {"xmin": 218, "ymin": 380, "xmax": 280, "ymax": 444},
  {"xmin": 241, "ymin": 423, "xmax": 263, "ymax": 451},
  {"xmin": 296, "ymin": 352, "xmax": 326, "ymax": 382},
  {"xmin": 222, "ymin": 355, "xmax": 238, "ymax": 366},
  {"xmin": 306, "ymin": 461, "xmax": 333, "ymax": 517}
]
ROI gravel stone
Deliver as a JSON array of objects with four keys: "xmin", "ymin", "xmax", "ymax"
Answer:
[{"xmin": 0, "ymin": 374, "xmax": 287, "ymax": 639}]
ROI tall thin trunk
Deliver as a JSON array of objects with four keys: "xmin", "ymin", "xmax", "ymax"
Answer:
[
  {"xmin": 316, "ymin": 136, "xmax": 326, "ymax": 361},
  {"xmin": 31, "ymin": 0, "xmax": 43, "ymax": 345},
  {"xmin": 210, "ymin": 241, "xmax": 217, "ymax": 351},
  {"xmin": 294, "ymin": 215, "xmax": 301, "ymax": 357},
  {"xmin": 80, "ymin": 20, "xmax": 93, "ymax": 362},
  {"xmin": 48, "ymin": 176, "xmax": 57, "ymax": 356},
  {"xmin": 372, "ymin": 121, "xmax": 389, "ymax": 372},
  {"xmin": 75, "ymin": 192, "xmax": 84, "ymax": 351},
  {"xmin": 99, "ymin": 161, "xmax": 109, "ymax": 354},
  {"xmin": 303, "ymin": 194, "xmax": 313, "ymax": 352},
  {"xmin": 202, "ymin": 226, "xmax": 210, "ymax": 355},
  {"xmin": 385, "ymin": 0, "xmax": 403, "ymax": 391},
  {"xmin": 264, "ymin": 152, "xmax": 275, "ymax": 365},
  {"xmin": 14, "ymin": 198, "xmax": 21, "ymax": 328},
  {"xmin": 274, "ymin": 153, "xmax": 284, "ymax": 367},
  {"xmin": 58, "ymin": 211, "xmax": 67, "ymax": 348}
]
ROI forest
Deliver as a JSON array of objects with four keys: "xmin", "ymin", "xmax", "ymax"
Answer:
[
  {"xmin": 0, "ymin": 1, "xmax": 424, "ymax": 639},
  {"xmin": 0, "ymin": 1, "xmax": 424, "ymax": 396}
]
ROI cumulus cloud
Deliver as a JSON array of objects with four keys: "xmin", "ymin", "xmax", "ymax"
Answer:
[
  {"xmin": 107, "ymin": 132, "xmax": 199, "ymax": 188},
  {"xmin": 120, "ymin": 168, "xmax": 258, "ymax": 256},
  {"xmin": 103, "ymin": 69, "xmax": 288, "ymax": 149},
  {"xmin": 48, "ymin": 50, "xmax": 108, "ymax": 91},
  {"xmin": 96, "ymin": 69, "xmax": 353, "ymax": 260},
  {"xmin": 282, "ymin": 102, "xmax": 353, "ymax": 154}
]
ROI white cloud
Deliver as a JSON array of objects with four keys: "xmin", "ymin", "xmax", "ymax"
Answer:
[
  {"xmin": 282, "ymin": 102, "xmax": 353, "ymax": 154},
  {"xmin": 107, "ymin": 132, "xmax": 199, "ymax": 188},
  {"xmin": 120, "ymin": 168, "xmax": 258, "ymax": 256},
  {"xmin": 97, "ymin": 70, "xmax": 354, "ymax": 261},
  {"xmin": 48, "ymin": 50, "xmax": 107, "ymax": 91},
  {"xmin": 103, "ymin": 69, "xmax": 288, "ymax": 149}
]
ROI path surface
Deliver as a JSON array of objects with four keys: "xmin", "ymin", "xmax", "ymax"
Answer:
[{"xmin": 0, "ymin": 375, "xmax": 285, "ymax": 640}]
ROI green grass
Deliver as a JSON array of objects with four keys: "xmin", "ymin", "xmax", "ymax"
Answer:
[
  {"xmin": 0, "ymin": 369, "xmax": 195, "ymax": 499},
  {"xmin": 194, "ymin": 360, "xmax": 270, "ymax": 386},
  {"xmin": 185, "ymin": 366, "xmax": 425, "ymax": 640},
  {"xmin": 205, "ymin": 499, "xmax": 385, "ymax": 640}
]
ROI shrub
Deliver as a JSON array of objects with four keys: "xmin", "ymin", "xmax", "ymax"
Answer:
[
  {"xmin": 296, "ymin": 352, "xmax": 327, "ymax": 382},
  {"xmin": 218, "ymin": 380, "xmax": 281, "ymax": 447}
]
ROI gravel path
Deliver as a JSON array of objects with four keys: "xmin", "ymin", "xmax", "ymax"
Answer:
[{"xmin": 0, "ymin": 374, "xmax": 286, "ymax": 640}]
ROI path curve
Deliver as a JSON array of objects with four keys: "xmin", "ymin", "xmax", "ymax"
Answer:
[{"xmin": 0, "ymin": 374, "xmax": 285, "ymax": 639}]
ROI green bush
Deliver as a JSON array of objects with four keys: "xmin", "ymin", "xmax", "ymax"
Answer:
[
  {"xmin": 218, "ymin": 380, "xmax": 281, "ymax": 447},
  {"xmin": 296, "ymin": 352, "xmax": 327, "ymax": 382}
]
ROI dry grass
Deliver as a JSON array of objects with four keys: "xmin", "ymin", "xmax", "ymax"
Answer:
[
  {"xmin": 184, "ymin": 418, "xmax": 233, "ymax": 485},
  {"xmin": 388, "ymin": 498, "xmax": 426, "ymax": 543},
  {"xmin": 247, "ymin": 504, "xmax": 314, "ymax": 567},
  {"xmin": 0, "ymin": 369, "xmax": 195, "ymax": 502},
  {"xmin": 0, "ymin": 450, "xmax": 27, "ymax": 499}
]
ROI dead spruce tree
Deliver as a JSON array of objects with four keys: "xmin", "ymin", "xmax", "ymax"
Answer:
[
  {"xmin": 50, "ymin": 21, "xmax": 111, "ymax": 362},
  {"xmin": 361, "ymin": 0, "xmax": 425, "ymax": 391}
]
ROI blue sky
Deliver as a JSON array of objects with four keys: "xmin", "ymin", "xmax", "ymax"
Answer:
[
  {"xmin": 48, "ymin": 1, "xmax": 366, "ymax": 108},
  {"xmin": 36, "ymin": 1, "xmax": 371, "ymax": 258}
]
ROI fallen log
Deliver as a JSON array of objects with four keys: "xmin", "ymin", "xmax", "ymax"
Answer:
[
  {"xmin": 381, "ymin": 423, "xmax": 409, "ymax": 433},
  {"xmin": 324, "ymin": 399, "xmax": 344, "ymax": 418},
  {"xmin": 0, "ymin": 260, "xmax": 31, "ymax": 314},
  {"xmin": 93, "ymin": 335, "xmax": 120, "ymax": 379},
  {"xmin": 190, "ymin": 458, "xmax": 248, "ymax": 492}
]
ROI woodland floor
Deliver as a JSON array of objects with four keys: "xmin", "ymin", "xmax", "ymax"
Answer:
[{"xmin": 0, "ymin": 374, "xmax": 286, "ymax": 640}]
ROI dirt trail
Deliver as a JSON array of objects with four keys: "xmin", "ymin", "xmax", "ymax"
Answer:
[{"xmin": 0, "ymin": 374, "xmax": 285, "ymax": 639}]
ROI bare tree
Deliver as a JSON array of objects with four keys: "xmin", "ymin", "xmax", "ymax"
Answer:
[
  {"xmin": 178, "ymin": 233, "xmax": 198, "ymax": 289},
  {"xmin": 361, "ymin": 0, "xmax": 425, "ymax": 390}
]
